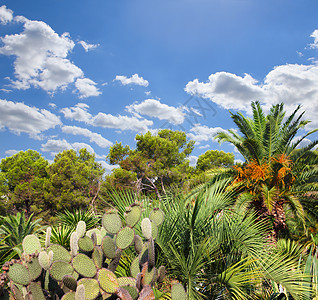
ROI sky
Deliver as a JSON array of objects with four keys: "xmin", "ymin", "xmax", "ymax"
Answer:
[{"xmin": 0, "ymin": 0, "xmax": 318, "ymax": 173}]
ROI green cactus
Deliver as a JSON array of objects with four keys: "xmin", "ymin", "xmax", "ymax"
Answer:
[
  {"xmin": 117, "ymin": 277, "xmax": 136, "ymax": 287},
  {"xmin": 70, "ymin": 232, "xmax": 79, "ymax": 257},
  {"xmin": 47, "ymin": 244, "xmax": 72, "ymax": 263},
  {"xmin": 86, "ymin": 228, "xmax": 103, "ymax": 246},
  {"xmin": 61, "ymin": 292, "xmax": 76, "ymax": 300},
  {"xmin": 97, "ymin": 268, "xmax": 119, "ymax": 294},
  {"xmin": 78, "ymin": 235, "xmax": 94, "ymax": 254},
  {"xmin": 11, "ymin": 284, "xmax": 24, "ymax": 300},
  {"xmin": 28, "ymin": 282, "xmax": 46, "ymax": 300},
  {"xmin": 134, "ymin": 235, "xmax": 143, "ymax": 254},
  {"xmin": 90, "ymin": 232, "xmax": 97, "ymax": 246},
  {"xmin": 7, "ymin": 263, "xmax": 30, "ymax": 286},
  {"xmin": 101, "ymin": 236, "xmax": 116, "ymax": 259},
  {"xmin": 141, "ymin": 262, "xmax": 157, "ymax": 286},
  {"xmin": 125, "ymin": 204, "xmax": 142, "ymax": 228},
  {"xmin": 75, "ymin": 284, "xmax": 85, "ymax": 300},
  {"xmin": 116, "ymin": 287, "xmax": 133, "ymax": 300},
  {"xmin": 130, "ymin": 256, "xmax": 140, "ymax": 278},
  {"xmin": 148, "ymin": 238, "xmax": 155, "ymax": 269},
  {"xmin": 141, "ymin": 218, "xmax": 152, "ymax": 240},
  {"xmin": 50, "ymin": 261, "xmax": 74, "ymax": 281},
  {"xmin": 62, "ymin": 275, "xmax": 78, "ymax": 291},
  {"xmin": 116, "ymin": 227, "xmax": 135, "ymax": 250},
  {"xmin": 138, "ymin": 286, "xmax": 155, "ymax": 299},
  {"xmin": 108, "ymin": 248, "xmax": 122, "ymax": 273},
  {"xmin": 39, "ymin": 251, "xmax": 51, "ymax": 270},
  {"xmin": 157, "ymin": 266, "xmax": 166, "ymax": 282},
  {"xmin": 149, "ymin": 208, "xmax": 164, "ymax": 226},
  {"xmin": 27, "ymin": 256, "xmax": 42, "ymax": 281},
  {"xmin": 139, "ymin": 243, "xmax": 149, "ymax": 266},
  {"xmin": 171, "ymin": 283, "xmax": 187, "ymax": 300},
  {"xmin": 22, "ymin": 234, "xmax": 41, "ymax": 255},
  {"xmin": 76, "ymin": 221, "xmax": 86, "ymax": 238},
  {"xmin": 102, "ymin": 209, "xmax": 122, "ymax": 234},
  {"xmin": 121, "ymin": 286, "xmax": 139, "ymax": 300},
  {"xmin": 151, "ymin": 221, "xmax": 158, "ymax": 241},
  {"xmin": 72, "ymin": 254, "xmax": 97, "ymax": 278},
  {"xmin": 77, "ymin": 278, "xmax": 100, "ymax": 300},
  {"xmin": 92, "ymin": 246, "xmax": 104, "ymax": 269}
]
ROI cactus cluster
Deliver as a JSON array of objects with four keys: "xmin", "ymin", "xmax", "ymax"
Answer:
[{"xmin": 1, "ymin": 203, "xmax": 187, "ymax": 300}]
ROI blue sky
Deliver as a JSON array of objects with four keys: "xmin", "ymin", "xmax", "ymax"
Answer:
[{"xmin": 0, "ymin": 0, "xmax": 318, "ymax": 173}]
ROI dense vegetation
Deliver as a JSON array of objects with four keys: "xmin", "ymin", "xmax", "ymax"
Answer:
[{"xmin": 0, "ymin": 101, "xmax": 318, "ymax": 299}]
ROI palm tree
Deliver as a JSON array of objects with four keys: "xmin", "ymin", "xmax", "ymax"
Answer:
[{"xmin": 215, "ymin": 101, "xmax": 318, "ymax": 240}]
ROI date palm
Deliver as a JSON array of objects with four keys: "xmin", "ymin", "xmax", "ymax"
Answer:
[{"xmin": 215, "ymin": 101, "xmax": 318, "ymax": 239}]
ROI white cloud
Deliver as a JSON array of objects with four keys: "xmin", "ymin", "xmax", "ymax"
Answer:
[
  {"xmin": 188, "ymin": 155, "xmax": 198, "ymax": 167},
  {"xmin": 75, "ymin": 78, "xmax": 101, "ymax": 98},
  {"xmin": 60, "ymin": 103, "xmax": 92, "ymax": 123},
  {"xmin": 61, "ymin": 103, "xmax": 153, "ymax": 132},
  {"xmin": 0, "ymin": 99, "xmax": 61, "ymax": 138},
  {"xmin": 291, "ymin": 136, "xmax": 317, "ymax": 149},
  {"xmin": 185, "ymin": 64, "xmax": 318, "ymax": 129},
  {"xmin": 310, "ymin": 30, "xmax": 318, "ymax": 49},
  {"xmin": 49, "ymin": 103, "xmax": 57, "ymax": 109},
  {"xmin": 78, "ymin": 40, "xmax": 99, "ymax": 52},
  {"xmin": 62, "ymin": 125, "xmax": 113, "ymax": 148},
  {"xmin": 0, "ymin": 8, "xmax": 100, "ymax": 98},
  {"xmin": 5, "ymin": 149, "xmax": 20, "ymax": 156},
  {"xmin": 41, "ymin": 139, "xmax": 98, "ymax": 156},
  {"xmin": 145, "ymin": 91, "xmax": 151, "ymax": 95},
  {"xmin": 126, "ymin": 99, "xmax": 186, "ymax": 125},
  {"xmin": 199, "ymin": 144, "xmax": 210, "ymax": 149},
  {"xmin": 91, "ymin": 113, "xmax": 153, "ymax": 132},
  {"xmin": 188, "ymin": 124, "xmax": 227, "ymax": 143},
  {"xmin": 114, "ymin": 74, "xmax": 149, "ymax": 87},
  {"xmin": 0, "ymin": 5, "xmax": 13, "ymax": 24},
  {"xmin": 234, "ymin": 159, "xmax": 244, "ymax": 164}
]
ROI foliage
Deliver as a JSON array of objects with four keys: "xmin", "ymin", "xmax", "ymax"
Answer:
[
  {"xmin": 44, "ymin": 149, "xmax": 105, "ymax": 217},
  {"xmin": 1, "ymin": 204, "xmax": 177, "ymax": 300},
  {"xmin": 0, "ymin": 212, "xmax": 42, "ymax": 266},
  {"xmin": 196, "ymin": 150, "xmax": 234, "ymax": 172},
  {"xmin": 0, "ymin": 150, "xmax": 49, "ymax": 216},
  {"xmin": 107, "ymin": 129, "xmax": 195, "ymax": 197}
]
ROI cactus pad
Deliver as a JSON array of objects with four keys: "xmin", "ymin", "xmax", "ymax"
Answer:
[
  {"xmin": 22, "ymin": 235, "xmax": 41, "ymax": 255},
  {"xmin": 125, "ymin": 204, "xmax": 142, "ymax": 228},
  {"xmin": 101, "ymin": 236, "xmax": 116, "ymax": 259},
  {"xmin": 121, "ymin": 286, "xmax": 139, "ymax": 300},
  {"xmin": 134, "ymin": 235, "xmax": 143, "ymax": 254},
  {"xmin": 158, "ymin": 266, "xmax": 166, "ymax": 282},
  {"xmin": 141, "ymin": 262, "xmax": 157, "ymax": 286},
  {"xmin": 118, "ymin": 277, "xmax": 137, "ymax": 287},
  {"xmin": 28, "ymin": 282, "xmax": 45, "ymax": 300},
  {"xmin": 138, "ymin": 286, "xmax": 155, "ymax": 299},
  {"xmin": 139, "ymin": 244, "xmax": 149, "ymax": 266},
  {"xmin": 86, "ymin": 228, "xmax": 102, "ymax": 245},
  {"xmin": 102, "ymin": 210, "xmax": 122, "ymax": 234},
  {"xmin": 75, "ymin": 284, "xmax": 85, "ymax": 300},
  {"xmin": 78, "ymin": 236, "xmax": 94, "ymax": 254},
  {"xmin": 92, "ymin": 246, "xmax": 104, "ymax": 269},
  {"xmin": 7, "ymin": 263, "xmax": 30, "ymax": 286},
  {"xmin": 72, "ymin": 254, "xmax": 97, "ymax": 278},
  {"xmin": 39, "ymin": 251, "xmax": 50, "ymax": 270},
  {"xmin": 70, "ymin": 232, "xmax": 79, "ymax": 257},
  {"xmin": 50, "ymin": 261, "xmax": 74, "ymax": 281},
  {"xmin": 76, "ymin": 221, "xmax": 86, "ymax": 238},
  {"xmin": 77, "ymin": 278, "xmax": 100, "ymax": 300},
  {"xmin": 61, "ymin": 292, "xmax": 76, "ymax": 300},
  {"xmin": 130, "ymin": 256, "xmax": 140, "ymax": 278},
  {"xmin": 171, "ymin": 283, "xmax": 187, "ymax": 300},
  {"xmin": 141, "ymin": 218, "xmax": 152, "ymax": 240},
  {"xmin": 97, "ymin": 268, "xmax": 119, "ymax": 294},
  {"xmin": 116, "ymin": 287, "xmax": 133, "ymax": 300},
  {"xmin": 116, "ymin": 227, "xmax": 135, "ymax": 250},
  {"xmin": 11, "ymin": 284, "xmax": 23, "ymax": 300},
  {"xmin": 148, "ymin": 238, "xmax": 155, "ymax": 268},
  {"xmin": 149, "ymin": 208, "xmax": 164, "ymax": 226},
  {"xmin": 27, "ymin": 256, "xmax": 42, "ymax": 281},
  {"xmin": 47, "ymin": 244, "xmax": 72, "ymax": 263},
  {"xmin": 151, "ymin": 221, "xmax": 158, "ymax": 241},
  {"xmin": 62, "ymin": 275, "xmax": 78, "ymax": 291}
]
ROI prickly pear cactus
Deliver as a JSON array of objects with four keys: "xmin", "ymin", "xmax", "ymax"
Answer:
[{"xmin": 0, "ymin": 203, "xmax": 181, "ymax": 300}]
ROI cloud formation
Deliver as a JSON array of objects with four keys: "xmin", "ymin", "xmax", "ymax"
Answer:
[
  {"xmin": 126, "ymin": 99, "xmax": 186, "ymax": 125},
  {"xmin": 0, "ymin": 5, "xmax": 13, "ymax": 24},
  {"xmin": 78, "ymin": 41, "xmax": 99, "ymax": 52},
  {"xmin": 188, "ymin": 124, "xmax": 227, "ymax": 143},
  {"xmin": 61, "ymin": 125, "xmax": 113, "ymax": 148},
  {"xmin": 0, "ymin": 7, "xmax": 100, "ymax": 98},
  {"xmin": 0, "ymin": 99, "xmax": 61, "ymax": 138},
  {"xmin": 114, "ymin": 74, "xmax": 149, "ymax": 87}
]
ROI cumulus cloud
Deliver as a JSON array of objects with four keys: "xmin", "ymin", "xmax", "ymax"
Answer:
[
  {"xmin": 0, "ymin": 99, "xmax": 61, "ymax": 138},
  {"xmin": 5, "ymin": 149, "xmax": 20, "ymax": 156},
  {"xmin": 310, "ymin": 30, "xmax": 318, "ymax": 49},
  {"xmin": 62, "ymin": 125, "xmax": 113, "ymax": 148},
  {"xmin": 91, "ymin": 113, "xmax": 153, "ymax": 132},
  {"xmin": 0, "ymin": 7, "xmax": 100, "ymax": 98},
  {"xmin": 0, "ymin": 5, "xmax": 13, "ymax": 24},
  {"xmin": 126, "ymin": 99, "xmax": 186, "ymax": 125},
  {"xmin": 98, "ymin": 160, "xmax": 119, "ymax": 175},
  {"xmin": 60, "ymin": 103, "xmax": 92, "ymax": 123},
  {"xmin": 188, "ymin": 155, "xmax": 198, "ymax": 167},
  {"xmin": 185, "ymin": 63, "xmax": 318, "ymax": 129},
  {"xmin": 78, "ymin": 41, "xmax": 99, "ymax": 52},
  {"xmin": 75, "ymin": 78, "xmax": 101, "ymax": 98},
  {"xmin": 188, "ymin": 124, "xmax": 227, "ymax": 143},
  {"xmin": 61, "ymin": 103, "xmax": 153, "ymax": 132},
  {"xmin": 114, "ymin": 74, "xmax": 149, "ymax": 87}
]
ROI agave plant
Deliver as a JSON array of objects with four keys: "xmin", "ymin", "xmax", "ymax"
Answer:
[{"xmin": 0, "ymin": 212, "xmax": 42, "ymax": 266}]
